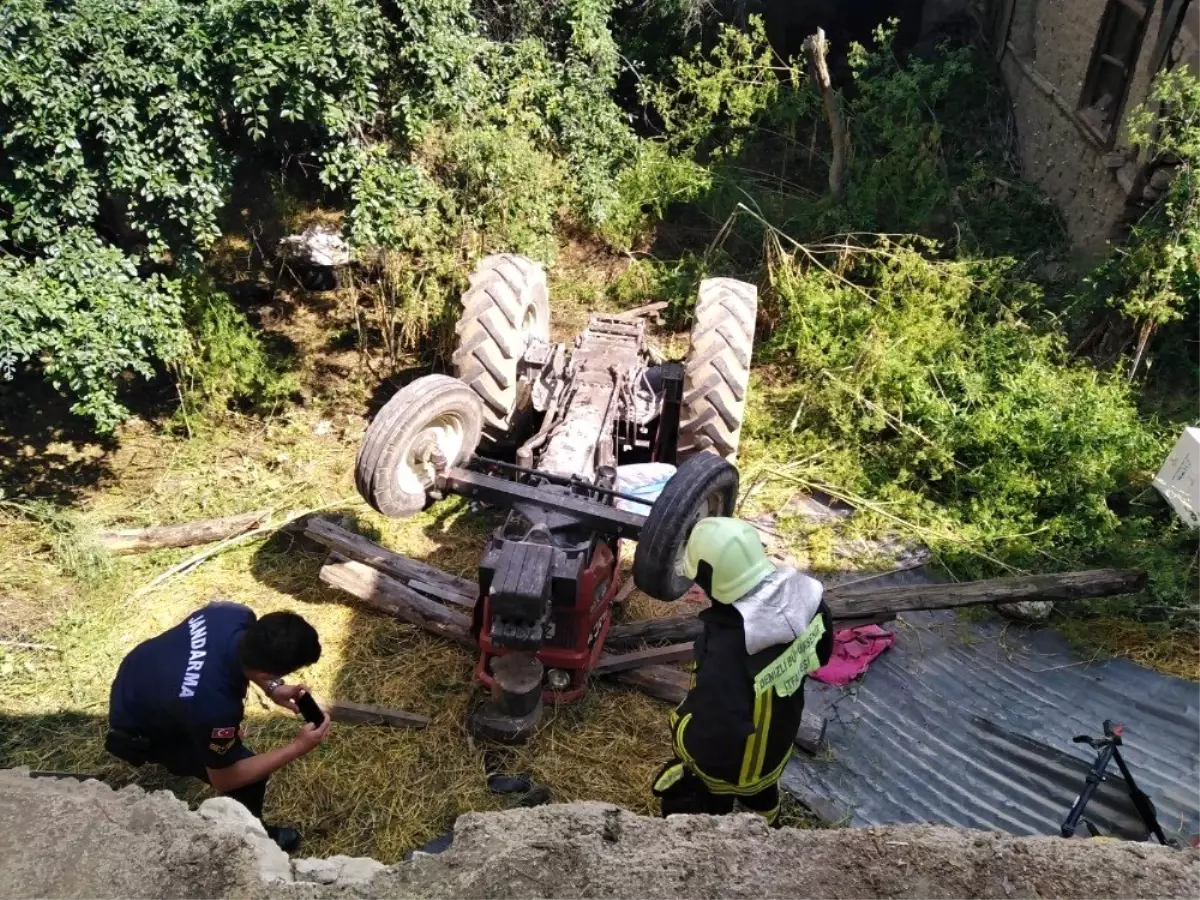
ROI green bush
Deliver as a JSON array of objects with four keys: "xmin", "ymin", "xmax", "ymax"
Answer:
[
  {"xmin": 761, "ymin": 237, "xmax": 1189, "ymax": 616},
  {"xmin": 0, "ymin": 0, "xmax": 390, "ymax": 427},
  {"xmin": 0, "ymin": 231, "xmax": 186, "ymax": 430},
  {"xmin": 175, "ymin": 280, "xmax": 298, "ymax": 422}
]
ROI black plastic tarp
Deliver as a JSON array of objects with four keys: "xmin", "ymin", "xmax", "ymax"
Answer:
[{"xmin": 783, "ymin": 579, "xmax": 1200, "ymax": 843}]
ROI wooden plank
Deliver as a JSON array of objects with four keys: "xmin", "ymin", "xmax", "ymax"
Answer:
[
  {"xmin": 613, "ymin": 301, "xmax": 669, "ymax": 320},
  {"xmin": 593, "ymin": 643, "xmax": 694, "ymax": 675},
  {"xmin": 607, "ymin": 616, "xmax": 702, "ymax": 648},
  {"xmin": 318, "ymin": 553, "xmax": 476, "ymax": 650},
  {"xmin": 614, "ymin": 665, "xmax": 689, "ymax": 703},
  {"xmin": 829, "ymin": 569, "xmax": 1147, "ymax": 621},
  {"xmin": 305, "ymin": 517, "xmax": 478, "ymax": 605},
  {"xmin": 606, "ymin": 569, "xmax": 1145, "ymax": 649},
  {"xmin": 407, "ymin": 580, "xmax": 477, "ymax": 609},
  {"xmin": 326, "ymin": 699, "xmax": 429, "ymax": 729},
  {"xmin": 97, "ymin": 509, "xmax": 270, "ymax": 554}
]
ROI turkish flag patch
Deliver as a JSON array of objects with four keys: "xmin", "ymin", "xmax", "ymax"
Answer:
[{"xmin": 211, "ymin": 726, "xmax": 237, "ymax": 739}]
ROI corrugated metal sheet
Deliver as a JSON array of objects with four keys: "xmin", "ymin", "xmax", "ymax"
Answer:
[{"xmin": 783, "ymin": 576, "xmax": 1200, "ymax": 842}]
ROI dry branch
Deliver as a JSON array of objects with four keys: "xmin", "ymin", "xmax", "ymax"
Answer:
[
  {"xmin": 613, "ymin": 664, "xmax": 689, "ymax": 703},
  {"xmin": 97, "ymin": 509, "xmax": 270, "ymax": 555},
  {"xmin": 326, "ymin": 699, "xmax": 430, "ymax": 729}
]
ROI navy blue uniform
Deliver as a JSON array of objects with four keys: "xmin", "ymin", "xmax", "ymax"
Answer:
[{"xmin": 107, "ymin": 601, "xmax": 266, "ymax": 817}]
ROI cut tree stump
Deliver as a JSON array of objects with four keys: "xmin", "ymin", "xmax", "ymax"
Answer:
[
  {"xmin": 326, "ymin": 699, "xmax": 430, "ymax": 729},
  {"xmin": 606, "ymin": 569, "xmax": 1146, "ymax": 649},
  {"xmin": 306, "ymin": 518, "xmax": 477, "ymax": 607},
  {"xmin": 319, "ymin": 553, "xmax": 475, "ymax": 650},
  {"xmin": 97, "ymin": 509, "xmax": 271, "ymax": 555}
]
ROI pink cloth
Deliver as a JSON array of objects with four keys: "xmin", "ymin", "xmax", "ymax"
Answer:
[{"xmin": 813, "ymin": 625, "xmax": 896, "ymax": 685}]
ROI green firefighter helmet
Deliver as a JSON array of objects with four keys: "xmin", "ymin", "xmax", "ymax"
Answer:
[{"xmin": 683, "ymin": 517, "xmax": 775, "ymax": 604}]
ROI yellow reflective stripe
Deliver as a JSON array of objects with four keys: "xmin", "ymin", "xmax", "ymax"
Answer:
[
  {"xmin": 738, "ymin": 691, "xmax": 762, "ymax": 786},
  {"xmin": 653, "ymin": 764, "xmax": 685, "ymax": 792},
  {"xmin": 751, "ymin": 688, "xmax": 773, "ymax": 784}
]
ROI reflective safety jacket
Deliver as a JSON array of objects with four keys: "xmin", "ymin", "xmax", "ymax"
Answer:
[{"xmin": 672, "ymin": 569, "xmax": 834, "ymax": 794}]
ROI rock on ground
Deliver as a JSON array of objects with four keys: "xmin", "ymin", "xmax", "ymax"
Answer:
[{"xmin": 1, "ymin": 769, "xmax": 1197, "ymax": 900}]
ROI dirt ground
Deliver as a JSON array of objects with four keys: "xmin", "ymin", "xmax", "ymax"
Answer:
[{"xmin": 2, "ymin": 768, "xmax": 1197, "ymax": 900}]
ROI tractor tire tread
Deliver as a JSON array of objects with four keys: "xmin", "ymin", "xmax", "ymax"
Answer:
[
  {"xmin": 632, "ymin": 453, "xmax": 740, "ymax": 601},
  {"xmin": 679, "ymin": 278, "xmax": 757, "ymax": 461},
  {"xmin": 451, "ymin": 256, "xmax": 550, "ymax": 446}
]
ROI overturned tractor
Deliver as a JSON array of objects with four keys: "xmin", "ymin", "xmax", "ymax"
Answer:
[{"xmin": 354, "ymin": 254, "xmax": 758, "ymax": 739}]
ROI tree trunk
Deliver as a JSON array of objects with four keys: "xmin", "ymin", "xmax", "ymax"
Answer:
[
  {"xmin": 97, "ymin": 509, "xmax": 271, "ymax": 554},
  {"xmin": 805, "ymin": 28, "xmax": 848, "ymax": 202}
]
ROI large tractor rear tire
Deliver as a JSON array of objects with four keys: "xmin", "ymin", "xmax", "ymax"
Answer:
[
  {"xmin": 632, "ymin": 452, "xmax": 740, "ymax": 601},
  {"xmin": 678, "ymin": 278, "xmax": 757, "ymax": 460},
  {"xmin": 451, "ymin": 254, "xmax": 551, "ymax": 448},
  {"xmin": 356, "ymin": 375, "xmax": 483, "ymax": 518}
]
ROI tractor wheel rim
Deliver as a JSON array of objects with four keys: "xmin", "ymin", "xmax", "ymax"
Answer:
[
  {"xmin": 396, "ymin": 413, "xmax": 467, "ymax": 497},
  {"xmin": 673, "ymin": 489, "xmax": 725, "ymax": 578}
]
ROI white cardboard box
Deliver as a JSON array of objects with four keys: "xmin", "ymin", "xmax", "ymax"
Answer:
[{"xmin": 1153, "ymin": 427, "xmax": 1200, "ymax": 526}]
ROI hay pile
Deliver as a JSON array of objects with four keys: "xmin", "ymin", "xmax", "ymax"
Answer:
[{"xmin": 0, "ymin": 412, "xmax": 690, "ymax": 861}]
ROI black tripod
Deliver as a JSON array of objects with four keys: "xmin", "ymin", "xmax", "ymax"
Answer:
[{"xmin": 1061, "ymin": 719, "xmax": 1170, "ymax": 844}]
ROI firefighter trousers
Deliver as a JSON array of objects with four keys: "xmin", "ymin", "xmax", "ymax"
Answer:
[{"xmin": 652, "ymin": 759, "xmax": 782, "ymax": 826}]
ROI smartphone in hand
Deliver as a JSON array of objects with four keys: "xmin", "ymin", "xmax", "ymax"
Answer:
[{"xmin": 296, "ymin": 691, "xmax": 326, "ymax": 727}]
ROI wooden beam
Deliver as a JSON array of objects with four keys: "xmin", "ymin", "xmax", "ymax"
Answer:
[
  {"xmin": 613, "ymin": 301, "xmax": 669, "ymax": 320},
  {"xmin": 97, "ymin": 509, "xmax": 270, "ymax": 555},
  {"xmin": 608, "ymin": 617, "xmax": 703, "ymax": 649},
  {"xmin": 326, "ymin": 699, "xmax": 430, "ymax": 729},
  {"xmin": 614, "ymin": 664, "xmax": 689, "ymax": 703},
  {"xmin": 305, "ymin": 517, "xmax": 478, "ymax": 607},
  {"xmin": 594, "ymin": 643, "xmax": 694, "ymax": 675},
  {"xmin": 318, "ymin": 553, "xmax": 476, "ymax": 650},
  {"xmin": 829, "ymin": 569, "xmax": 1147, "ymax": 621},
  {"xmin": 606, "ymin": 569, "xmax": 1145, "ymax": 649}
]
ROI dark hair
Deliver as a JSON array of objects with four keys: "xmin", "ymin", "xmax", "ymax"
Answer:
[{"xmin": 239, "ymin": 611, "xmax": 321, "ymax": 675}]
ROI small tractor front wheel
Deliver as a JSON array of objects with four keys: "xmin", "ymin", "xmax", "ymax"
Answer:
[
  {"xmin": 356, "ymin": 374, "xmax": 483, "ymax": 517},
  {"xmin": 632, "ymin": 453, "xmax": 740, "ymax": 601},
  {"xmin": 452, "ymin": 254, "xmax": 551, "ymax": 448},
  {"xmin": 678, "ymin": 278, "xmax": 758, "ymax": 460}
]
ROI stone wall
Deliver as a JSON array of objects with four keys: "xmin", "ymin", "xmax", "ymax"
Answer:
[
  {"xmin": 994, "ymin": 0, "xmax": 1187, "ymax": 251},
  {"xmin": 2, "ymin": 770, "xmax": 1198, "ymax": 900}
]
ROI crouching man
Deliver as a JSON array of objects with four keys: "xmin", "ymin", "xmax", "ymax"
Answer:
[
  {"xmin": 106, "ymin": 600, "xmax": 329, "ymax": 852},
  {"xmin": 653, "ymin": 518, "xmax": 833, "ymax": 826}
]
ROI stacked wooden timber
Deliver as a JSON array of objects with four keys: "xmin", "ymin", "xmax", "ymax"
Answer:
[{"xmin": 303, "ymin": 516, "xmax": 1146, "ymax": 754}]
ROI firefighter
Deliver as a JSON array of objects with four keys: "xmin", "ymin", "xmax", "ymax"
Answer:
[
  {"xmin": 105, "ymin": 600, "xmax": 328, "ymax": 852},
  {"xmin": 652, "ymin": 517, "xmax": 833, "ymax": 825}
]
